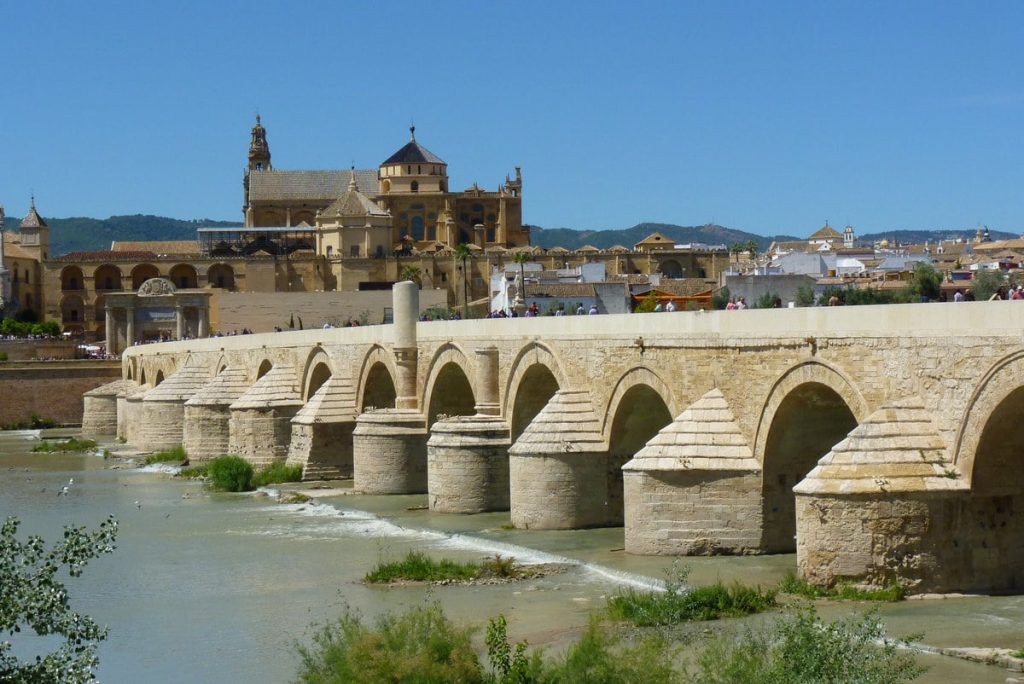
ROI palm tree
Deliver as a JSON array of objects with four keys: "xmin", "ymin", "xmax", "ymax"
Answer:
[
  {"xmin": 399, "ymin": 265, "xmax": 422, "ymax": 288},
  {"xmin": 454, "ymin": 243, "xmax": 472, "ymax": 318},
  {"xmin": 745, "ymin": 240, "xmax": 759, "ymax": 261},
  {"xmin": 512, "ymin": 251, "xmax": 529, "ymax": 301}
]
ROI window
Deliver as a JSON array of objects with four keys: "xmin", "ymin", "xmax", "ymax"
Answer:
[
  {"xmin": 411, "ymin": 216, "xmax": 425, "ymax": 241},
  {"xmin": 326, "ymin": 246, "xmax": 333, "ymax": 257},
  {"xmin": 486, "ymin": 227, "xmax": 496, "ymax": 243},
  {"xmin": 411, "ymin": 181, "xmax": 419, "ymax": 192},
  {"xmin": 69, "ymin": 278, "xmax": 78, "ymax": 290},
  {"xmin": 375, "ymin": 245, "xmax": 384, "ymax": 258},
  {"xmin": 104, "ymin": 277, "xmax": 113, "ymax": 289},
  {"xmin": 350, "ymin": 245, "xmax": 360, "ymax": 257}
]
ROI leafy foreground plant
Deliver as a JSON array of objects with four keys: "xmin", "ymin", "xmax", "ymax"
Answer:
[
  {"xmin": 31, "ymin": 437, "xmax": 97, "ymax": 453},
  {"xmin": 695, "ymin": 606, "xmax": 925, "ymax": 684},
  {"xmin": 779, "ymin": 571, "xmax": 905, "ymax": 602},
  {"xmin": 608, "ymin": 564, "xmax": 776, "ymax": 626},
  {"xmin": 0, "ymin": 515, "xmax": 118, "ymax": 684},
  {"xmin": 295, "ymin": 603, "xmax": 683, "ymax": 684}
]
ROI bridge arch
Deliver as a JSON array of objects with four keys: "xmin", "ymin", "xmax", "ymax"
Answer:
[
  {"xmin": 300, "ymin": 347, "xmax": 334, "ymax": 401},
  {"xmin": 256, "ymin": 359, "xmax": 273, "ymax": 381},
  {"xmin": 954, "ymin": 350, "xmax": 1024, "ymax": 489},
  {"xmin": 755, "ymin": 359, "xmax": 866, "ymax": 553},
  {"xmin": 356, "ymin": 345, "xmax": 398, "ymax": 411},
  {"xmin": 603, "ymin": 367, "xmax": 675, "ymax": 525},
  {"xmin": 504, "ymin": 342, "xmax": 569, "ymax": 440},
  {"xmin": 422, "ymin": 343, "xmax": 476, "ymax": 426}
]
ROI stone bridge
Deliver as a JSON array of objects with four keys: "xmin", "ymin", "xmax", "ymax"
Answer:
[{"xmin": 83, "ymin": 283, "xmax": 1024, "ymax": 594}]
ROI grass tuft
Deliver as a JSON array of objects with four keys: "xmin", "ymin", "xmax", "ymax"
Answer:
[
  {"xmin": 779, "ymin": 571, "xmax": 905, "ymax": 602},
  {"xmin": 365, "ymin": 551, "xmax": 480, "ymax": 584},
  {"xmin": 252, "ymin": 462, "xmax": 303, "ymax": 487},
  {"xmin": 31, "ymin": 437, "xmax": 97, "ymax": 453},
  {"xmin": 206, "ymin": 455, "xmax": 254, "ymax": 492},
  {"xmin": 144, "ymin": 445, "xmax": 188, "ymax": 465},
  {"xmin": 178, "ymin": 464, "xmax": 208, "ymax": 479},
  {"xmin": 608, "ymin": 564, "xmax": 776, "ymax": 626}
]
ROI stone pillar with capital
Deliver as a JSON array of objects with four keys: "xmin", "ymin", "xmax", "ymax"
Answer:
[
  {"xmin": 125, "ymin": 305, "xmax": 135, "ymax": 348},
  {"xmin": 105, "ymin": 307, "xmax": 116, "ymax": 355},
  {"xmin": 175, "ymin": 305, "xmax": 184, "ymax": 340}
]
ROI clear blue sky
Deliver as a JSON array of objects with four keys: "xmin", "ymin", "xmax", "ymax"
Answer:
[{"xmin": 3, "ymin": 1, "xmax": 1023, "ymax": 237}]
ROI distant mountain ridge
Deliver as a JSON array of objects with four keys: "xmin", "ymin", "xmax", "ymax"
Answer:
[
  {"xmin": 0, "ymin": 213, "xmax": 1015, "ymax": 257},
  {"xmin": 1, "ymin": 214, "xmax": 241, "ymax": 257}
]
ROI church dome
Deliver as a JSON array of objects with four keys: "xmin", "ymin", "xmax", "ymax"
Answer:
[{"xmin": 381, "ymin": 126, "xmax": 445, "ymax": 166}]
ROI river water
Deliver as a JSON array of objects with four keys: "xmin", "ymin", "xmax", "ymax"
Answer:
[{"xmin": 0, "ymin": 430, "xmax": 1020, "ymax": 683}]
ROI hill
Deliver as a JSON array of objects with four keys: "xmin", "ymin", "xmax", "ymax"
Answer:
[
  {"xmin": 529, "ymin": 223, "xmax": 793, "ymax": 252},
  {"xmin": 2, "ymin": 214, "xmax": 241, "ymax": 256}
]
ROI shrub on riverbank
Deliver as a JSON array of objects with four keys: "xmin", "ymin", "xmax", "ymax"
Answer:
[
  {"xmin": 144, "ymin": 445, "xmax": 187, "ymax": 465},
  {"xmin": 206, "ymin": 456, "xmax": 253, "ymax": 492},
  {"xmin": 1, "ymin": 414, "xmax": 57, "ymax": 430},
  {"xmin": 779, "ymin": 571, "xmax": 905, "ymax": 602},
  {"xmin": 607, "ymin": 565, "xmax": 776, "ymax": 627},
  {"xmin": 31, "ymin": 437, "xmax": 97, "ymax": 453},
  {"xmin": 695, "ymin": 607, "xmax": 924, "ymax": 683},
  {"xmin": 294, "ymin": 604, "xmax": 683, "ymax": 683},
  {"xmin": 251, "ymin": 462, "xmax": 303, "ymax": 487}
]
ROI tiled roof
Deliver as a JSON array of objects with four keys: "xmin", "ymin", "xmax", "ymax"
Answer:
[
  {"xmin": 2, "ymin": 233, "xmax": 36, "ymax": 260},
  {"xmin": 525, "ymin": 283, "xmax": 596, "ymax": 298},
  {"xmin": 20, "ymin": 206, "xmax": 47, "ymax": 229},
  {"xmin": 381, "ymin": 132, "xmax": 445, "ymax": 165},
  {"xmin": 248, "ymin": 169, "xmax": 378, "ymax": 201},
  {"xmin": 809, "ymin": 224, "xmax": 843, "ymax": 240},
  {"xmin": 634, "ymin": 232, "xmax": 673, "ymax": 247},
  {"xmin": 634, "ymin": 279, "xmax": 714, "ymax": 297},
  {"xmin": 111, "ymin": 240, "xmax": 200, "ymax": 255},
  {"xmin": 321, "ymin": 177, "xmax": 389, "ymax": 218},
  {"xmin": 58, "ymin": 250, "xmax": 159, "ymax": 262}
]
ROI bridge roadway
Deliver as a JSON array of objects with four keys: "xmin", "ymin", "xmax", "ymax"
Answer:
[{"xmin": 83, "ymin": 283, "xmax": 1024, "ymax": 594}]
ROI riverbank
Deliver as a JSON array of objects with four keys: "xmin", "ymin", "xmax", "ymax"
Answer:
[{"xmin": 2, "ymin": 430, "xmax": 1021, "ymax": 683}]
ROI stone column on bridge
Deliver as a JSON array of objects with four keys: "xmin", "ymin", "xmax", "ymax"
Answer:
[
  {"xmin": 123, "ymin": 382, "xmax": 152, "ymax": 446},
  {"xmin": 82, "ymin": 378, "xmax": 136, "ymax": 437},
  {"xmin": 427, "ymin": 346, "xmax": 513, "ymax": 513},
  {"xmin": 353, "ymin": 281, "xmax": 430, "ymax": 494},
  {"xmin": 508, "ymin": 389, "xmax": 611, "ymax": 529},
  {"xmin": 622, "ymin": 389, "xmax": 764, "ymax": 556}
]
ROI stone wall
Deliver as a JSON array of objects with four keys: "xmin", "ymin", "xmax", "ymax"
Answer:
[{"xmin": 0, "ymin": 360, "xmax": 120, "ymax": 426}]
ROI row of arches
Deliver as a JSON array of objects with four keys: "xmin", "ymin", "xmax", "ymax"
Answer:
[
  {"xmin": 131, "ymin": 342, "xmax": 1024, "ymax": 557},
  {"xmin": 61, "ymin": 263, "xmax": 236, "ymax": 292}
]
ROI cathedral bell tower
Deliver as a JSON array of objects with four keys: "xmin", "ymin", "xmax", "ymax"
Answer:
[{"xmin": 248, "ymin": 114, "xmax": 272, "ymax": 171}]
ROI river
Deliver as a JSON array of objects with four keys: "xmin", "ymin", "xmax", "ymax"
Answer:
[{"xmin": 0, "ymin": 430, "xmax": 1019, "ymax": 683}]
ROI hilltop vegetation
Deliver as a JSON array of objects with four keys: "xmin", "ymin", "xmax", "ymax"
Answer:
[
  {"xmin": 2, "ymin": 214, "xmax": 240, "ymax": 256},
  {"xmin": 2, "ymin": 212, "xmax": 1014, "ymax": 257}
]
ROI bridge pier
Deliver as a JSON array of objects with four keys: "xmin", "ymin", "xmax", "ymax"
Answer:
[
  {"xmin": 794, "ymin": 398, "xmax": 970, "ymax": 592},
  {"xmin": 124, "ymin": 383, "xmax": 151, "ymax": 446},
  {"xmin": 623, "ymin": 389, "xmax": 764, "ymax": 555},
  {"xmin": 183, "ymin": 367, "xmax": 250, "ymax": 464},
  {"xmin": 427, "ymin": 416, "xmax": 511, "ymax": 512},
  {"xmin": 82, "ymin": 378, "xmax": 134, "ymax": 437},
  {"xmin": 228, "ymin": 364, "xmax": 302, "ymax": 467},
  {"xmin": 352, "ymin": 410, "xmax": 428, "ymax": 493},
  {"xmin": 137, "ymin": 361, "xmax": 210, "ymax": 453},
  {"xmin": 509, "ymin": 390, "xmax": 612, "ymax": 529},
  {"xmin": 286, "ymin": 374, "xmax": 358, "ymax": 480}
]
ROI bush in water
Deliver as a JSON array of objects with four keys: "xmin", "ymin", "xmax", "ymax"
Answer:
[{"xmin": 206, "ymin": 455, "xmax": 254, "ymax": 492}]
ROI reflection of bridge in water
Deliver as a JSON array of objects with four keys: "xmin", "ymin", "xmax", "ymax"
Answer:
[{"xmin": 83, "ymin": 284, "xmax": 1024, "ymax": 595}]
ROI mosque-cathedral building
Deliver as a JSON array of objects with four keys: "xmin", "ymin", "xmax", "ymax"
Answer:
[{"xmin": 1, "ymin": 117, "xmax": 726, "ymax": 342}]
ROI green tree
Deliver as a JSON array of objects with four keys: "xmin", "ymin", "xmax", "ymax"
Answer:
[
  {"xmin": 795, "ymin": 285, "xmax": 816, "ymax": 307},
  {"xmin": 455, "ymin": 243, "xmax": 473, "ymax": 318},
  {"xmin": 512, "ymin": 251, "xmax": 530, "ymax": 308},
  {"xmin": 745, "ymin": 240, "xmax": 759, "ymax": 261},
  {"xmin": 712, "ymin": 286, "xmax": 731, "ymax": 310},
  {"xmin": 1, "ymin": 515, "xmax": 118, "ymax": 683},
  {"xmin": 971, "ymin": 269, "xmax": 1004, "ymax": 301},
  {"xmin": 399, "ymin": 265, "xmax": 422, "ymax": 287},
  {"xmin": 729, "ymin": 243, "xmax": 746, "ymax": 264},
  {"xmin": 908, "ymin": 262, "xmax": 942, "ymax": 302},
  {"xmin": 634, "ymin": 292, "xmax": 658, "ymax": 313}
]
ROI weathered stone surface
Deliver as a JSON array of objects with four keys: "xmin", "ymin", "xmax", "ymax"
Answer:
[
  {"xmin": 286, "ymin": 373, "xmax": 358, "ymax": 480},
  {"xmin": 228, "ymin": 364, "xmax": 302, "ymax": 466},
  {"xmin": 427, "ymin": 415, "xmax": 511, "ymax": 513},
  {"xmin": 624, "ymin": 389, "xmax": 762, "ymax": 554},
  {"xmin": 136, "ymin": 361, "xmax": 212, "ymax": 452},
  {"xmin": 82, "ymin": 378, "xmax": 135, "ymax": 436},
  {"xmin": 183, "ymin": 367, "xmax": 250, "ymax": 463},
  {"xmin": 352, "ymin": 410, "xmax": 427, "ymax": 494},
  {"xmin": 123, "ymin": 383, "xmax": 151, "ymax": 446}
]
